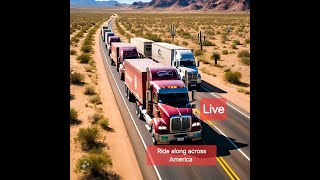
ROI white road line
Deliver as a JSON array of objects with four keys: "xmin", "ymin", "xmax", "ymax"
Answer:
[
  {"xmin": 100, "ymin": 32, "xmax": 163, "ymax": 180},
  {"xmin": 209, "ymin": 121, "xmax": 250, "ymax": 161},
  {"xmin": 200, "ymin": 85, "xmax": 250, "ymax": 119}
]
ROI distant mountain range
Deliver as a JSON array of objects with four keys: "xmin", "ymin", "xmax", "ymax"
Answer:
[
  {"xmin": 70, "ymin": 0, "xmax": 129, "ymax": 7},
  {"xmin": 130, "ymin": 0, "xmax": 250, "ymax": 11},
  {"xmin": 70, "ymin": 0, "xmax": 250, "ymax": 11}
]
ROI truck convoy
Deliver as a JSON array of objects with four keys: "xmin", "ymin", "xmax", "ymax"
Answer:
[
  {"xmin": 101, "ymin": 28, "xmax": 112, "ymax": 42},
  {"xmin": 130, "ymin": 38, "xmax": 201, "ymax": 88},
  {"xmin": 106, "ymin": 36, "xmax": 121, "ymax": 55},
  {"xmin": 124, "ymin": 58, "xmax": 202, "ymax": 144},
  {"xmin": 110, "ymin": 43, "xmax": 139, "ymax": 79},
  {"xmin": 130, "ymin": 38, "xmax": 154, "ymax": 58},
  {"xmin": 104, "ymin": 32, "xmax": 115, "ymax": 47},
  {"xmin": 152, "ymin": 42, "xmax": 201, "ymax": 88}
]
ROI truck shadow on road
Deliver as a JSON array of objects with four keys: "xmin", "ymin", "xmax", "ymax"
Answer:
[
  {"xmin": 201, "ymin": 121, "xmax": 248, "ymax": 157},
  {"xmin": 196, "ymin": 80, "xmax": 227, "ymax": 93}
]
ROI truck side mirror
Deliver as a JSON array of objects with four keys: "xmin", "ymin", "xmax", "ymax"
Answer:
[
  {"xmin": 192, "ymin": 90, "xmax": 196, "ymax": 101},
  {"xmin": 146, "ymin": 90, "xmax": 151, "ymax": 102},
  {"xmin": 191, "ymin": 104, "xmax": 196, "ymax": 109},
  {"xmin": 197, "ymin": 61, "xmax": 200, "ymax": 67}
]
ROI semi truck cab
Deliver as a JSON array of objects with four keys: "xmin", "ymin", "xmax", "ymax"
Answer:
[
  {"xmin": 174, "ymin": 49, "xmax": 201, "ymax": 88},
  {"xmin": 107, "ymin": 36, "xmax": 121, "ymax": 56},
  {"xmin": 119, "ymin": 47, "xmax": 138, "ymax": 80},
  {"xmin": 147, "ymin": 77, "xmax": 202, "ymax": 144}
]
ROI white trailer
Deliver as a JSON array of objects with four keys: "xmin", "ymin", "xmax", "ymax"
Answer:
[{"xmin": 130, "ymin": 38, "xmax": 154, "ymax": 58}]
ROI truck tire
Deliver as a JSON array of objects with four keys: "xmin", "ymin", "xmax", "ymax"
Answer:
[
  {"xmin": 125, "ymin": 86, "xmax": 128, "ymax": 98},
  {"xmin": 120, "ymin": 72, "xmax": 124, "ymax": 81},
  {"xmin": 151, "ymin": 125, "xmax": 158, "ymax": 145},
  {"xmin": 127, "ymin": 88, "xmax": 132, "ymax": 102},
  {"xmin": 136, "ymin": 103, "xmax": 143, "ymax": 120}
]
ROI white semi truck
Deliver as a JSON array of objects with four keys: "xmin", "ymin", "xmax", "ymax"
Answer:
[{"xmin": 151, "ymin": 42, "xmax": 201, "ymax": 88}]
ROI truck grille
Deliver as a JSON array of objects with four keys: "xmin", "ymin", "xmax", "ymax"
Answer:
[
  {"xmin": 188, "ymin": 73, "xmax": 197, "ymax": 80},
  {"xmin": 171, "ymin": 116, "xmax": 191, "ymax": 132}
]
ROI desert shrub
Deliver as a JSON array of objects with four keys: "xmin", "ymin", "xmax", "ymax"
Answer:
[
  {"xmin": 77, "ymin": 153, "xmax": 112, "ymax": 176},
  {"xmin": 245, "ymin": 39, "xmax": 250, "ymax": 44},
  {"xmin": 225, "ymin": 71, "xmax": 242, "ymax": 84},
  {"xmin": 71, "ymin": 37, "xmax": 79, "ymax": 43},
  {"xmin": 182, "ymin": 41, "xmax": 188, "ymax": 46},
  {"xmin": 81, "ymin": 45, "xmax": 93, "ymax": 53},
  {"xmin": 237, "ymin": 50, "xmax": 250, "ymax": 58},
  {"xmin": 231, "ymin": 43, "xmax": 237, "ymax": 49},
  {"xmin": 77, "ymin": 127, "xmax": 99, "ymax": 150},
  {"xmin": 222, "ymin": 50, "xmax": 228, "ymax": 55},
  {"xmin": 85, "ymin": 66, "xmax": 93, "ymax": 72},
  {"xmin": 238, "ymin": 88, "xmax": 250, "ymax": 94},
  {"xmin": 203, "ymin": 40, "xmax": 215, "ymax": 46},
  {"xmin": 84, "ymin": 86, "xmax": 96, "ymax": 95},
  {"xmin": 194, "ymin": 49, "xmax": 203, "ymax": 56},
  {"xmin": 216, "ymin": 31, "xmax": 221, "ymax": 34},
  {"xmin": 90, "ymin": 113, "xmax": 103, "ymax": 124},
  {"xmin": 89, "ymin": 59, "xmax": 95, "ymax": 67},
  {"xmin": 83, "ymin": 39, "xmax": 92, "ymax": 46},
  {"xmin": 241, "ymin": 57, "xmax": 250, "ymax": 66},
  {"xmin": 77, "ymin": 53, "xmax": 91, "ymax": 63},
  {"xmin": 70, "ymin": 108, "xmax": 78, "ymax": 122},
  {"xmin": 70, "ymin": 49, "xmax": 77, "ymax": 55},
  {"xmin": 99, "ymin": 118, "xmax": 109, "ymax": 130},
  {"xmin": 90, "ymin": 94, "xmax": 102, "ymax": 105},
  {"xmin": 163, "ymin": 39, "xmax": 171, "ymax": 43},
  {"xmin": 76, "ymin": 31, "xmax": 84, "ymax": 38},
  {"xmin": 70, "ymin": 72, "xmax": 84, "ymax": 84},
  {"xmin": 211, "ymin": 52, "xmax": 221, "ymax": 61},
  {"xmin": 232, "ymin": 40, "xmax": 240, "ymax": 45},
  {"xmin": 144, "ymin": 33, "xmax": 162, "ymax": 42}
]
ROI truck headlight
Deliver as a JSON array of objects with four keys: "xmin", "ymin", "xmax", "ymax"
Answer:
[
  {"xmin": 192, "ymin": 122, "xmax": 201, "ymax": 127},
  {"xmin": 158, "ymin": 126, "xmax": 168, "ymax": 130}
]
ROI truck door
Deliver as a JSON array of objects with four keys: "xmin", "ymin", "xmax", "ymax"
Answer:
[{"xmin": 152, "ymin": 90, "xmax": 158, "ymax": 117}]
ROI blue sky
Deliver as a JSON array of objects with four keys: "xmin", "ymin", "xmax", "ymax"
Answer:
[{"xmin": 95, "ymin": 0, "xmax": 150, "ymax": 4}]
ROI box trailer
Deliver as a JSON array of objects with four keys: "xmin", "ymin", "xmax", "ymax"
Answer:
[{"xmin": 130, "ymin": 38, "xmax": 154, "ymax": 58}]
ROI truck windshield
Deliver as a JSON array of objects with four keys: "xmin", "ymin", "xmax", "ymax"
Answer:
[
  {"xmin": 180, "ymin": 61, "xmax": 196, "ymax": 67},
  {"xmin": 158, "ymin": 92, "xmax": 189, "ymax": 105}
]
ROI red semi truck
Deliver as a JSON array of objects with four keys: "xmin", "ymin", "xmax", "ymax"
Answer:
[
  {"xmin": 110, "ymin": 43, "xmax": 139, "ymax": 80},
  {"xmin": 107, "ymin": 36, "xmax": 121, "ymax": 56},
  {"xmin": 124, "ymin": 58, "xmax": 202, "ymax": 144}
]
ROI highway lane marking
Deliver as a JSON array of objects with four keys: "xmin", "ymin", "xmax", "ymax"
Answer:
[
  {"xmin": 200, "ymin": 85, "xmax": 250, "ymax": 119},
  {"xmin": 195, "ymin": 109, "xmax": 250, "ymax": 161},
  {"xmin": 201, "ymin": 136, "xmax": 240, "ymax": 180},
  {"xmin": 99, "ymin": 30, "xmax": 163, "ymax": 180},
  {"xmin": 218, "ymin": 157, "xmax": 240, "ymax": 180},
  {"xmin": 216, "ymin": 157, "xmax": 236, "ymax": 180}
]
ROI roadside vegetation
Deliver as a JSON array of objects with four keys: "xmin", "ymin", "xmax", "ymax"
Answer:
[{"xmin": 70, "ymin": 13, "xmax": 119, "ymax": 179}]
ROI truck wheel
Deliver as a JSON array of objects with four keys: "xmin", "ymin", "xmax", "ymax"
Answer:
[
  {"xmin": 120, "ymin": 72, "xmax": 124, "ymax": 81},
  {"xmin": 127, "ymin": 88, "xmax": 132, "ymax": 102},
  {"xmin": 125, "ymin": 86, "xmax": 128, "ymax": 98},
  {"xmin": 151, "ymin": 125, "xmax": 158, "ymax": 145},
  {"xmin": 136, "ymin": 104, "xmax": 143, "ymax": 120}
]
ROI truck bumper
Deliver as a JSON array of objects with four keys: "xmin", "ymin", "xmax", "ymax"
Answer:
[{"xmin": 155, "ymin": 130, "xmax": 202, "ymax": 144}]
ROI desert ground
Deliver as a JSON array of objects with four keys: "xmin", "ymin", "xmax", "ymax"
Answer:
[{"xmin": 70, "ymin": 13, "xmax": 142, "ymax": 180}]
